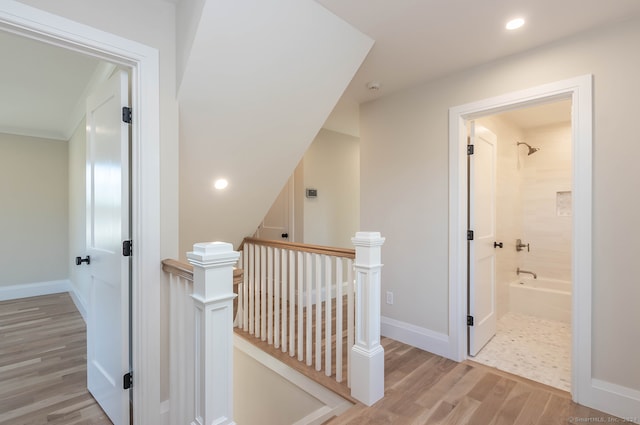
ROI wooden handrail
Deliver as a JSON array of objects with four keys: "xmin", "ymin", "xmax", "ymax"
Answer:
[
  {"xmin": 162, "ymin": 259, "xmax": 194, "ymax": 281},
  {"xmin": 162, "ymin": 258, "xmax": 244, "ymax": 284},
  {"xmin": 240, "ymin": 237, "xmax": 355, "ymax": 259}
]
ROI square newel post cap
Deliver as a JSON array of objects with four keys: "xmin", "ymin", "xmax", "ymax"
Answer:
[
  {"xmin": 187, "ymin": 241, "xmax": 240, "ymax": 268},
  {"xmin": 351, "ymin": 232, "xmax": 385, "ymax": 265},
  {"xmin": 351, "ymin": 232, "xmax": 385, "ymax": 247}
]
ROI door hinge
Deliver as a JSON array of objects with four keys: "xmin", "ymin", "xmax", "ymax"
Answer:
[
  {"xmin": 122, "ymin": 106, "xmax": 132, "ymax": 124},
  {"xmin": 123, "ymin": 372, "xmax": 132, "ymax": 389},
  {"xmin": 467, "ymin": 145, "xmax": 474, "ymax": 155},
  {"xmin": 122, "ymin": 240, "xmax": 132, "ymax": 257},
  {"xmin": 467, "ymin": 315, "xmax": 474, "ymax": 326},
  {"xmin": 467, "ymin": 230, "xmax": 474, "ymax": 241}
]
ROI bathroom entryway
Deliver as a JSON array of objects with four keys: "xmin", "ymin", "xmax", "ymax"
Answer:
[{"xmin": 467, "ymin": 99, "xmax": 574, "ymax": 392}]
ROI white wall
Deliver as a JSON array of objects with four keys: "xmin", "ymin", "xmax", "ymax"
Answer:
[
  {"xmin": 521, "ymin": 123, "xmax": 572, "ymax": 282},
  {"xmin": 301, "ymin": 129, "xmax": 360, "ymax": 248},
  {"xmin": 360, "ymin": 17, "xmax": 640, "ymax": 392},
  {"xmin": 0, "ymin": 133, "xmax": 68, "ymax": 285},
  {"xmin": 16, "ymin": 0, "xmax": 180, "ymax": 263},
  {"xmin": 234, "ymin": 348, "xmax": 325, "ymax": 424}
]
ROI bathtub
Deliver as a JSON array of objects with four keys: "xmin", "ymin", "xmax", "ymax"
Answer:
[{"xmin": 509, "ymin": 277, "xmax": 572, "ymax": 324}]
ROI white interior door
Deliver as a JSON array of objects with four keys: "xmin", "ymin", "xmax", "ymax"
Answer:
[
  {"xmin": 85, "ymin": 69, "xmax": 131, "ymax": 425},
  {"xmin": 468, "ymin": 124, "xmax": 498, "ymax": 356},
  {"xmin": 256, "ymin": 177, "xmax": 293, "ymax": 241}
]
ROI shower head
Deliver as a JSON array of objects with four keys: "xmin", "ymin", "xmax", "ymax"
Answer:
[{"xmin": 517, "ymin": 142, "xmax": 540, "ymax": 156}]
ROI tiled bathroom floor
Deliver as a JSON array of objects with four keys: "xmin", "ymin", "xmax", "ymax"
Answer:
[{"xmin": 471, "ymin": 312, "xmax": 571, "ymax": 391}]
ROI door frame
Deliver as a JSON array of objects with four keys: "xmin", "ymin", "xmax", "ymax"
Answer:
[
  {"xmin": 448, "ymin": 75, "xmax": 592, "ymax": 404},
  {"xmin": 0, "ymin": 2, "xmax": 161, "ymax": 423}
]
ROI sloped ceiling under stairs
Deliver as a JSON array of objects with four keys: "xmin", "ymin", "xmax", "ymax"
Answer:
[{"xmin": 177, "ymin": 0, "xmax": 373, "ymax": 253}]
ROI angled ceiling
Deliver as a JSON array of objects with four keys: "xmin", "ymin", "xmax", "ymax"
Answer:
[{"xmin": 0, "ymin": 31, "xmax": 102, "ymax": 140}]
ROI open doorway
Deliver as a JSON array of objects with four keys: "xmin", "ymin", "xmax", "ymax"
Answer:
[
  {"xmin": 0, "ymin": 29, "xmax": 130, "ymax": 424},
  {"xmin": 448, "ymin": 75, "xmax": 593, "ymax": 405},
  {"xmin": 0, "ymin": 3, "xmax": 162, "ymax": 422},
  {"xmin": 468, "ymin": 100, "xmax": 573, "ymax": 391}
]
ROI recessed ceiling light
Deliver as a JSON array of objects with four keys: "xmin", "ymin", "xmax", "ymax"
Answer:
[
  {"xmin": 506, "ymin": 18, "xmax": 525, "ymax": 30},
  {"xmin": 214, "ymin": 178, "xmax": 228, "ymax": 190}
]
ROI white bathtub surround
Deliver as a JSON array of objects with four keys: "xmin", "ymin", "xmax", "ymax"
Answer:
[
  {"xmin": 509, "ymin": 277, "xmax": 572, "ymax": 323},
  {"xmin": 472, "ymin": 312, "xmax": 571, "ymax": 391}
]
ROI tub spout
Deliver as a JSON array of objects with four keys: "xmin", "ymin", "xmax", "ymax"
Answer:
[{"xmin": 517, "ymin": 267, "xmax": 537, "ymax": 279}]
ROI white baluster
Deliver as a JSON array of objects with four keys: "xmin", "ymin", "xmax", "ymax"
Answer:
[
  {"xmin": 274, "ymin": 247, "xmax": 280, "ymax": 348},
  {"xmin": 267, "ymin": 246, "xmax": 273, "ymax": 345},
  {"xmin": 336, "ymin": 259, "xmax": 343, "ymax": 383},
  {"xmin": 242, "ymin": 247, "xmax": 249, "ymax": 332},
  {"xmin": 305, "ymin": 252, "xmax": 313, "ymax": 366},
  {"xmin": 248, "ymin": 244, "xmax": 255, "ymax": 335},
  {"xmin": 297, "ymin": 251, "xmax": 304, "ymax": 361},
  {"xmin": 350, "ymin": 232, "xmax": 385, "ymax": 406},
  {"xmin": 325, "ymin": 255, "xmax": 333, "ymax": 377},
  {"xmin": 292, "ymin": 250, "xmax": 298, "ymax": 358},
  {"xmin": 234, "ymin": 251, "xmax": 243, "ymax": 328},
  {"xmin": 315, "ymin": 254, "xmax": 322, "ymax": 372},
  {"xmin": 281, "ymin": 249, "xmax": 288, "ymax": 353},
  {"xmin": 187, "ymin": 242, "xmax": 239, "ymax": 425},
  {"xmin": 347, "ymin": 258, "xmax": 354, "ymax": 389},
  {"xmin": 260, "ymin": 245, "xmax": 266, "ymax": 340}
]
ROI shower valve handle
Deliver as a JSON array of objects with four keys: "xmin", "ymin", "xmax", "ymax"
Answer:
[{"xmin": 516, "ymin": 239, "xmax": 530, "ymax": 252}]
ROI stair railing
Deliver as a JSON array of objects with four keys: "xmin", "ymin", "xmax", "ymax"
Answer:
[{"xmin": 237, "ymin": 232, "xmax": 385, "ymax": 405}]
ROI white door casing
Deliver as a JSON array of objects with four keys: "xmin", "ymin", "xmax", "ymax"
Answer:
[
  {"xmin": 86, "ymin": 69, "xmax": 130, "ymax": 425},
  {"xmin": 449, "ymin": 75, "xmax": 593, "ymax": 408},
  {"xmin": 0, "ymin": 3, "xmax": 162, "ymax": 423},
  {"xmin": 468, "ymin": 124, "xmax": 497, "ymax": 356}
]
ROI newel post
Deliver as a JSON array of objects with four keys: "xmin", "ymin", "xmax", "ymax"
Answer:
[
  {"xmin": 187, "ymin": 242, "xmax": 240, "ymax": 425},
  {"xmin": 351, "ymin": 231, "xmax": 386, "ymax": 406}
]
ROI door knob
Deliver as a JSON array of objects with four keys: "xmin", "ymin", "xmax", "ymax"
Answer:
[
  {"xmin": 75, "ymin": 256, "xmax": 91, "ymax": 265},
  {"xmin": 494, "ymin": 242, "xmax": 503, "ymax": 248},
  {"xmin": 281, "ymin": 233, "xmax": 289, "ymax": 239}
]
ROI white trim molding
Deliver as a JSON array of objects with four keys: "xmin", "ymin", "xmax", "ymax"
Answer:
[
  {"xmin": 0, "ymin": 3, "xmax": 162, "ymax": 424},
  {"xmin": 589, "ymin": 380, "xmax": 640, "ymax": 423},
  {"xmin": 380, "ymin": 316, "xmax": 452, "ymax": 360},
  {"xmin": 0, "ymin": 279, "xmax": 87, "ymax": 322},
  {"xmin": 449, "ymin": 76, "xmax": 594, "ymax": 405},
  {"xmin": 0, "ymin": 280, "xmax": 71, "ymax": 301}
]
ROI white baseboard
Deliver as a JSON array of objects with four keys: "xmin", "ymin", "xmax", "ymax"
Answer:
[
  {"xmin": 0, "ymin": 279, "xmax": 71, "ymax": 301},
  {"xmin": 159, "ymin": 399, "xmax": 170, "ymax": 425},
  {"xmin": 380, "ymin": 316, "xmax": 454, "ymax": 360},
  {"xmin": 67, "ymin": 286, "xmax": 88, "ymax": 323},
  {"xmin": 0, "ymin": 279, "xmax": 88, "ymax": 324},
  {"xmin": 582, "ymin": 379, "xmax": 640, "ymax": 423}
]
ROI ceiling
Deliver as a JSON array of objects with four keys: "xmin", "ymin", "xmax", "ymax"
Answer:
[
  {"xmin": 316, "ymin": 0, "xmax": 640, "ymax": 104},
  {"xmin": 2, "ymin": 0, "xmax": 640, "ymax": 140},
  {"xmin": 0, "ymin": 30, "xmax": 101, "ymax": 140}
]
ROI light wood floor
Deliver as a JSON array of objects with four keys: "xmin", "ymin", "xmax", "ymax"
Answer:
[
  {"xmin": 236, "ymin": 298, "xmax": 622, "ymax": 424},
  {"xmin": 0, "ymin": 293, "xmax": 112, "ymax": 425},
  {"xmin": 322, "ymin": 337, "xmax": 621, "ymax": 425}
]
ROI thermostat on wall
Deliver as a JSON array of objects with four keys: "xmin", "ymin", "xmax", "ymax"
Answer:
[{"xmin": 306, "ymin": 188, "xmax": 318, "ymax": 198}]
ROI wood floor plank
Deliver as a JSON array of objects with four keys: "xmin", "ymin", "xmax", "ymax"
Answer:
[{"xmin": 0, "ymin": 293, "xmax": 112, "ymax": 425}]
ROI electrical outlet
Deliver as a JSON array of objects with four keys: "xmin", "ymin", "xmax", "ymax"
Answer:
[{"xmin": 386, "ymin": 291, "xmax": 394, "ymax": 305}]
